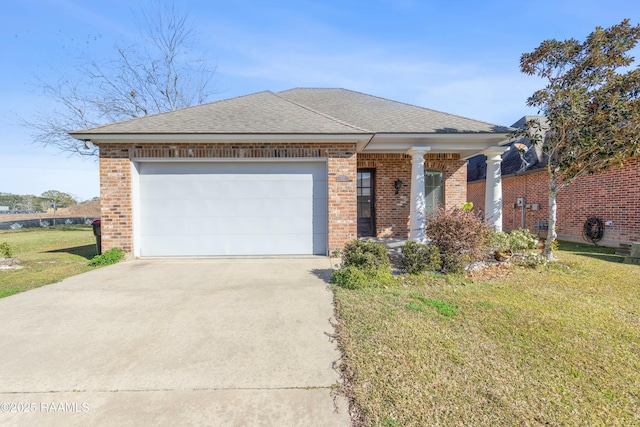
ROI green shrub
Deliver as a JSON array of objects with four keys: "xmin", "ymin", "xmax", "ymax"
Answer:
[
  {"xmin": 401, "ymin": 241, "xmax": 442, "ymax": 274},
  {"xmin": 341, "ymin": 239, "xmax": 390, "ymax": 272},
  {"xmin": 331, "ymin": 266, "xmax": 371, "ymax": 290},
  {"xmin": 88, "ymin": 248, "xmax": 125, "ymax": 267},
  {"xmin": 333, "ymin": 239, "xmax": 394, "ymax": 290},
  {"xmin": 331, "ymin": 266, "xmax": 394, "ymax": 290},
  {"xmin": 490, "ymin": 229, "xmax": 539, "ymax": 253},
  {"xmin": 489, "ymin": 232, "xmax": 511, "ymax": 253},
  {"xmin": 424, "ymin": 206, "xmax": 490, "ymax": 262},
  {"xmin": 0, "ymin": 242, "xmax": 13, "ymax": 258},
  {"xmin": 508, "ymin": 229, "xmax": 539, "ymax": 251},
  {"xmin": 441, "ymin": 253, "xmax": 471, "ymax": 274}
]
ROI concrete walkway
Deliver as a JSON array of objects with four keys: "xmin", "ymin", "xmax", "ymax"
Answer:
[{"xmin": 0, "ymin": 258, "xmax": 350, "ymax": 426}]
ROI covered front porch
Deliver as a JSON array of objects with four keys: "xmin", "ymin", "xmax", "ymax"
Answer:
[{"xmin": 356, "ymin": 134, "xmax": 510, "ymax": 240}]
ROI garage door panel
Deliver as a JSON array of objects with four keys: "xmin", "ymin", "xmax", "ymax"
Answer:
[
  {"xmin": 141, "ymin": 179, "xmax": 313, "ymax": 200},
  {"xmin": 137, "ymin": 161, "xmax": 327, "ymax": 256},
  {"xmin": 140, "ymin": 161, "xmax": 325, "ymax": 177},
  {"xmin": 140, "ymin": 233, "xmax": 314, "ymax": 256},
  {"xmin": 141, "ymin": 214, "xmax": 312, "ymax": 236},
  {"xmin": 141, "ymin": 197, "xmax": 314, "ymax": 219}
]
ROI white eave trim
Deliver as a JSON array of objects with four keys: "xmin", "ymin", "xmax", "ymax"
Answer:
[
  {"xmin": 70, "ymin": 133, "xmax": 372, "ymax": 144},
  {"xmin": 363, "ymin": 133, "xmax": 511, "ymax": 153},
  {"xmin": 373, "ymin": 133, "xmax": 510, "ymax": 140}
]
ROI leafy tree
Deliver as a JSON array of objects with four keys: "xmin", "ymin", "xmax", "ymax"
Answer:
[
  {"xmin": 25, "ymin": 2, "xmax": 215, "ymax": 157},
  {"xmin": 518, "ymin": 19, "xmax": 640, "ymax": 259},
  {"xmin": 41, "ymin": 190, "xmax": 77, "ymax": 209},
  {"xmin": 0, "ymin": 193, "xmax": 22, "ymax": 210}
]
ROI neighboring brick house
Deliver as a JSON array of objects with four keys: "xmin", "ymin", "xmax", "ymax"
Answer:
[
  {"xmin": 71, "ymin": 88, "xmax": 511, "ymax": 257},
  {"xmin": 467, "ymin": 117, "xmax": 640, "ymax": 247}
]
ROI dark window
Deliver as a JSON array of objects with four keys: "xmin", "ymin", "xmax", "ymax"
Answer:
[{"xmin": 424, "ymin": 169, "xmax": 444, "ymax": 212}]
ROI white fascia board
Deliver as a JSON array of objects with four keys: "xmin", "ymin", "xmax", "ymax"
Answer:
[
  {"xmin": 366, "ymin": 142, "xmax": 506, "ymax": 151},
  {"xmin": 70, "ymin": 133, "xmax": 372, "ymax": 145},
  {"xmin": 373, "ymin": 133, "xmax": 510, "ymax": 140},
  {"xmin": 363, "ymin": 133, "xmax": 512, "ymax": 154},
  {"xmin": 371, "ymin": 133, "xmax": 512, "ymax": 144}
]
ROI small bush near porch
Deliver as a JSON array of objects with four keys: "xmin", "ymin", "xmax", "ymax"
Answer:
[{"xmin": 333, "ymin": 242, "xmax": 640, "ymax": 426}]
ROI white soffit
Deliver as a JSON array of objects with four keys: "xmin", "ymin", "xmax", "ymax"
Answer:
[{"xmin": 362, "ymin": 133, "xmax": 511, "ymax": 156}]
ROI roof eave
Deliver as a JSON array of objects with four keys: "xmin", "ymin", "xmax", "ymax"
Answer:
[
  {"xmin": 70, "ymin": 132, "xmax": 373, "ymax": 147},
  {"xmin": 363, "ymin": 133, "xmax": 512, "ymax": 157}
]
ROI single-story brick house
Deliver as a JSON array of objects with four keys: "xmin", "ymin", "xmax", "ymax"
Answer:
[{"xmin": 71, "ymin": 88, "xmax": 511, "ymax": 257}]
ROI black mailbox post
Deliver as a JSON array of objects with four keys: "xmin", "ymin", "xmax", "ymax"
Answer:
[{"xmin": 91, "ymin": 219, "xmax": 102, "ymax": 255}]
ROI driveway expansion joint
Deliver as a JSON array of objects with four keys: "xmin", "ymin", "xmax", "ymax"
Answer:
[{"xmin": 1, "ymin": 385, "xmax": 339, "ymax": 394}]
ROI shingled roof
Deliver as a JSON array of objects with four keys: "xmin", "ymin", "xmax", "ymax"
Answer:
[
  {"xmin": 278, "ymin": 88, "xmax": 509, "ymax": 133},
  {"xmin": 71, "ymin": 88, "xmax": 510, "ymax": 136}
]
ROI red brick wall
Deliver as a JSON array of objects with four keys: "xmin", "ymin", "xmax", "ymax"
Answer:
[
  {"xmin": 357, "ymin": 153, "xmax": 467, "ymax": 238},
  {"xmin": 98, "ymin": 142, "xmax": 358, "ymax": 254},
  {"xmin": 99, "ymin": 146, "xmax": 133, "ymax": 252},
  {"xmin": 467, "ymin": 158, "xmax": 640, "ymax": 246},
  {"xmin": 358, "ymin": 154, "xmax": 411, "ymax": 237},
  {"xmin": 326, "ymin": 146, "xmax": 358, "ymax": 252},
  {"xmin": 467, "ymin": 180, "xmax": 486, "ymax": 214},
  {"xmin": 441, "ymin": 158, "xmax": 468, "ymax": 209}
]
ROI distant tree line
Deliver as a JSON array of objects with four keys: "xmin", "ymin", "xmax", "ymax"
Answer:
[{"xmin": 0, "ymin": 191, "xmax": 85, "ymax": 212}]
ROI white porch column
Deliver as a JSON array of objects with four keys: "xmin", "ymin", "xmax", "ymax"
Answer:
[
  {"xmin": 483, "ymin": 147, "xmax": 509, "ymax": 232},
  {"xmin": 407, "ymin": 146, "xmax": 431, "ymax": 241}
]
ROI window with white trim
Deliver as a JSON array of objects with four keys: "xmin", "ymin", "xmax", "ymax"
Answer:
[{"xmin": 424, "ymin": 169, "xmax": 444, "ymax": 213}]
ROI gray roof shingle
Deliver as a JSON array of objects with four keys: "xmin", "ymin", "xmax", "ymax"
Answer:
[
  {"xmin": 278, "ymin": 88, "xmax": 510, "ymax": 133},
  {"xmin": 71, "ymin": 88, "xmax": 510, "ymax": 135}
]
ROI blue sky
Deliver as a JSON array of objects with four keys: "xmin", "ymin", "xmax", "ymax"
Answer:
[{"xmin": 1, "ymin": 0, "xmax": 638, "ymax": 201}]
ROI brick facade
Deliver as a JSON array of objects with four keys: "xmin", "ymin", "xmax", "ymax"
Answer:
[
  {"xmin": 99, "ymin": 146, "xmax": 133, "ymax": 252},
  {"xmin": 467, "ymin": 158, "xmax": 640, "ymax": 246},
  {"xmin": 99, "ymin": 143, "xmax": 472, "ymax": 254},
  {"xmin": 99, "ymin": 142, "xmax": 358, "ymax": 254},
  {"xmin": 357, "ymin": 153, "xmax": 467, "ymax": 238}
]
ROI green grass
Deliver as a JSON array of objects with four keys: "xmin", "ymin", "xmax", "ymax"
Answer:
[
  {"xmin": 334, "ymin": 242, "xmax": 640, "ymax": 426},
  {"xmin": 0, "ymin": 225, "xmax": 98, "ymax": 298}
]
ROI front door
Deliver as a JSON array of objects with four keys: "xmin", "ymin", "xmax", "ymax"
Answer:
[{"xmin": 357, "ymin": 169, "xmax": 375, "ymax": 237}]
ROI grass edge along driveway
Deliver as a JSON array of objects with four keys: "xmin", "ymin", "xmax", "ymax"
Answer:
[
  {"xmin": 333, "ymin": 242, "xmax": 640, "ymax": 426},
  {"xmin": 0, "ymin": 225, "xmax": 98, "ymax": 298}
]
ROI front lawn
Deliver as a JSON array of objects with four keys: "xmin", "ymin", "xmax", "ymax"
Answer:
[
  {"xmin": 0, "ymin": 225, "xmax": 98, "ymax": 298},
  {"xmin": 334, "ymin": 242, "xmax": 640, "ymax": 426}
]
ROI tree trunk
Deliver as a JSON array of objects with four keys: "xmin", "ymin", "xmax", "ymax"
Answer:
[{"xmin": 542, "ymin": 175, "xmax": 558, "ymax": 260}]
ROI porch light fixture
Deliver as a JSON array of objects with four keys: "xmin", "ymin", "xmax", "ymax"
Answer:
[{"xmin": 394, "ymin": 179, "xmax": 403, "ymax": 194}]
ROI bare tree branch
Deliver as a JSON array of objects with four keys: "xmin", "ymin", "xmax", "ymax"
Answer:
[{"xmin": 23, "ymin": 2, "xmax": 216, "ymax": 157}]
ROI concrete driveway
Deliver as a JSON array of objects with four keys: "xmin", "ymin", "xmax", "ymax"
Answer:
[{"xmin": 0, "ymin": 258, "xmax": 350, "ymax": 426}]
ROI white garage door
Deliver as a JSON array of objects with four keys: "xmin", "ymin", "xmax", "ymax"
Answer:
[{"xmin": 137, "ymin": 161, "xmax": 327, "ymax": 256}]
